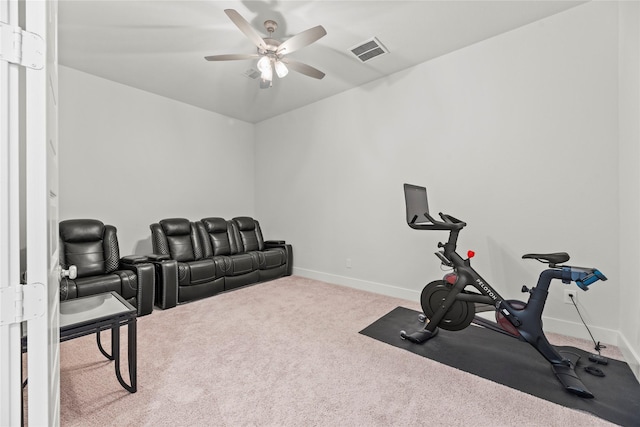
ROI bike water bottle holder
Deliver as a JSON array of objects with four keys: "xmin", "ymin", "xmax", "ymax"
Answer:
[
  {"xmin": 562, "ymin": 266, "xmax": 608, "ymax": 290},
  {"xmin": 434, "ymin": 251, "xmax": 453, "ymax": 267}
]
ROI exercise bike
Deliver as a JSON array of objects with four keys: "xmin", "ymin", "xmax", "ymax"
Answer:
[{"xmin": 399, "ymin": 184, "xmax": 607, "ymax": 398}]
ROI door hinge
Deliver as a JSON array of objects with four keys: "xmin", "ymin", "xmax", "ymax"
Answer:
[
  {"xmin": 0, "ymin": 283, "xmax": 46, "ymax": 326},
  {"xmin": 0, "ymin": 21, "xmax": 44, "ymax": 70}
]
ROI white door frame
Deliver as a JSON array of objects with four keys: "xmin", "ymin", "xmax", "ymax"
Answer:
[
  {"xmin": 0, "ymin": 0, "xmax": 24, "ymax": 424},
  {"xmin": 0, "ymin": 0, "xmax": 59, "ymax": 425}
]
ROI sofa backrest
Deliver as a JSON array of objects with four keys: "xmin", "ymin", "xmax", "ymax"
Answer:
[
  {"xmin": 59, "ymin": 219, "xmax": 120, "ymax": 278},
  {"xmin": 153, "ymin": 216, "xmax": 274, "ymax": 261},
  {"xmin": 198, "ymin": 217, "xmax": 235, "ymax": 257},
  {"xmin": 152, "ymin": 218, "xmax": 203, "ymax": 262},
  {"xmin": 231, "ymin": 217, "xmax": 265, "ymax": 253}
]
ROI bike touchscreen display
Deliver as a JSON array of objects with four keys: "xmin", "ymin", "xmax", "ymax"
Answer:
[{"xmin": 404, "ymin": 183, "xmax": 430, "ymax": 225}]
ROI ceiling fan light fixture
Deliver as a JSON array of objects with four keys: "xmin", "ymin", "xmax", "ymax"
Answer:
[
  {"xmin": 274, "ymin": 60, "xmax": 288, "ymax": 78},
  {"xmin": 257, "ymin": 55, "xmax": 271, "ymax": 73},
  {"xmin": 261, "ymin": 64, "xmax": 273, "ymax": 81}
]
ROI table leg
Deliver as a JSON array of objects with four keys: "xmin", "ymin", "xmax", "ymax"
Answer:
[
  {"xmin": 113, "ymin": 319, "xmax": 137, "ymax": 393},
  {"xmin": 97, "ymin": 329, "xmax": 114, "ymax": 360},
  {"xmin": 128, "ymin": 318, "xmax": 137, "ymax": 392}
]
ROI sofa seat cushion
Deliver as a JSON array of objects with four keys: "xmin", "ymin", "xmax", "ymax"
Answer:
[
  {"xmin": 215, "ymin": 253, "xmax": 257, "ymax": 276},
  {"xmin": 178, "ymin": 259, "xmax": 217, "ymax": 286}
]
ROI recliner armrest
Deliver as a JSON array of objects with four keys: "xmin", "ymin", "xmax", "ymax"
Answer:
[
  {"xmin": 121, "ymin": 255, "xmax": 149, "ymax": 264},
  {"xmin": 59, "ymin": 277, "xmax": 78, "ymax": 301},
  {"xmin": 146, "ymin": 258, "xmax": 179, "ymax": 309},
  {"xmin": 118, "ymin": 260, "xmax": 155, "ymax": 316},
  {"xmin": 265, "ymin": 240, "xmax": 286, "ymax": 245},
  {"xmin": 147, "ymin": 253, "xmax": 171, "ymax": 261}
]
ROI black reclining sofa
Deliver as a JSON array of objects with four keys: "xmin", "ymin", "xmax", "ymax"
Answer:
[
  {"xmin": 59, "ymin": 219, "xmax": 155, "ymax": 316},
  {"xmin": 149, "ymin": 216, "xmax": 292, "ymax": 309}
]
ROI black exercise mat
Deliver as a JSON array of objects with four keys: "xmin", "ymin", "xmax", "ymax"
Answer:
[{"xmin": 360, "ymin": 307, "xmax": 640, "ymax": 426}]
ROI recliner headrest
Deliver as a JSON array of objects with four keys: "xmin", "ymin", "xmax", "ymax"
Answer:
[
  {"xmin": 159, "ymin": 218, "xmax": 191, "ymax": 236},
  {"xmin": 233, "ymin": 217, "xmax": 255, "ymax": 231},
  {"xmin": 59, "ymin": 219, "xmax": 105, "ymax": 242},
  {"xmin": 202, "ymin": 217, "xmax": 227, "ymax": 233}
]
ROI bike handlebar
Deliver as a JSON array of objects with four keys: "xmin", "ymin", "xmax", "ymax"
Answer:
[
  {"xmin": 406, "ymin": 200, "xmax": 607, "ymax": 292},
  {"xmin": 439, "ymin": 213, "xmax": 465, "ymax": 225},
  {"xmin": 408, "ymin": 212, "xmax": 467, "ymax": 231},
  {"xmin": 561, "ymin": 266, "xmax": 608, "ymax": 291}
]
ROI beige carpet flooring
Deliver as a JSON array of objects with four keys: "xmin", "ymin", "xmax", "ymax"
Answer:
[{"xmin": 53, "ymin": 276, "xmax": 624, "ymax": 426}]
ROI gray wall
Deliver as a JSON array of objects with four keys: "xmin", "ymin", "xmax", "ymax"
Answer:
[
  {"xmin": 618, "ymin": 1, "xmax": 640, "ymax": 380},
  {"xmin": 59, "ymin": 67, "xmax": 255, "ymax": 255},
  {"xmin": 255, "ymin": 2, "xmax": 621, "ymax": 342}
]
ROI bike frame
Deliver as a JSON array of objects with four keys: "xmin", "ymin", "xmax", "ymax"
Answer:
[
  {"xmin": 401, "ymin": 184, "xmax": 607, "ymax": 397},
  {"xmin": 432, "ymin": 221, "xmax": 567, "ymax": 365}
]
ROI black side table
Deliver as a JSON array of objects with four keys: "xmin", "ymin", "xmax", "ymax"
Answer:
[
  {"xmin": 23, "ymin": 291, "xmax": 138, "ymax": 393},
  {"xmin": 59, "ymin": 291, "xmax": 138, "ymax": 393}
]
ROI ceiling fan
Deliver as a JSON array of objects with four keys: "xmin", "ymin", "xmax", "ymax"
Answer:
[{"xmin": 205, "ymin": 9, "xmax": 327, "ymax": 89}]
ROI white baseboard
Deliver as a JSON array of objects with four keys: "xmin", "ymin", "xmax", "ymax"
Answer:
[
  {"xmin": 540, "ymin": 315, "xmax": 620, "ymax": 347},
  {"xmin": 293, "ymin": 267, "xmax": 419, "ymax": 302},
  {"xmin": 294, "ymin": 267, "xmax": 640, "ymax": 381},
  {"xmin": 617, "ymin": 332, "xmax": 640, "ymax": 383}
]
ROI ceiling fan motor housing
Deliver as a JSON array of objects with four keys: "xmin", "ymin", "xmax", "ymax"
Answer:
[
  {"xmin": 264, "ymin": 20, "xmax": 278, "ymax": 34},
  {"xmin": 259, "ymin": 38, "xmax": 282, "ymax": 56}
]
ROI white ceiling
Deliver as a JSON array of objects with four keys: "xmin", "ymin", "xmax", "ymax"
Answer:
[{"xmin": 59, "ymin": 0, "xmax": 587, "ymax": 123}]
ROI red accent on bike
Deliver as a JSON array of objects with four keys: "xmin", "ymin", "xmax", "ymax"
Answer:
[
  {"xmin": 467, "ymin": 250, "xmax": 475, "ymax": 259},
  {"xmin": 444, "ymin": 273, "xmax": 457, "ymax": 285}
]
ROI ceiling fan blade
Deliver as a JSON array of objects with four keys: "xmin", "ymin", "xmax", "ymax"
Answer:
[
  {"xmin": 276, "ymin": 25, "xmax": 327, "ymax": 55},
  {"xmin": 205, "ymin": 54, "xmax": 259, "ymax": 61},
  {"xmin": 281, "ymin": 59, "xmax": 325, "ymax": 80},
  {"xmin": 224, "ymin": 9, "xmax": 267, "ymax": 51}
]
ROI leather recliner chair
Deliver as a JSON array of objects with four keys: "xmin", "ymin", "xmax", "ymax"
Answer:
[
  {"xmin": 59, "ymin": 219, "xmax": 155, "ymax": 316},
  {"xmin": 229, "ymin": 216, "xmax": 291, "ymax": 281},
  {"xmin": 150, "ymin": 218, "xmax": 224, "ymax": 305},
  {"xmin": 197, "ymin": 217, "xmax": 260, "ymax": 291}
]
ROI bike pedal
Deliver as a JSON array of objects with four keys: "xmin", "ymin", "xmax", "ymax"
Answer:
[
  {"xmin": 584, "ymin": 366, "xmax": 605, "ymax": 377},
  {"xmin": 588, "ymin": 354, "xmax": 609, "ymax": 365}
]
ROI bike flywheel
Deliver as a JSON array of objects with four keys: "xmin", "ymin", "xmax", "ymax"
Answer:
[{"xmin": 420, "ymin": 280, "xmax": 475, "ymax": 331}]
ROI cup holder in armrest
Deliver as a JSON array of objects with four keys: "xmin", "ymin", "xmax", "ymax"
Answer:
[
  {"xmin": 147, "ymin": 254, "xmax": 171, "ymax": 261},
  {"xmin": 265, "ymin": 240, "xmax": 286, "ymax": 245}
]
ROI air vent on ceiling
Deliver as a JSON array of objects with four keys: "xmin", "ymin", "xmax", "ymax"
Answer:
[
  {"xmin": 350, "ymin": 37, "xmax": 388, "ymax": 62},
  {"xmin": 242, "ymin": 68, "xmax": 261, "ymax": 79}
]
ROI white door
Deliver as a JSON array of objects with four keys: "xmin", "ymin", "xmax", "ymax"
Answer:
[
  {"xmin": 0, "ymin": 0, "xmax": 59, "ymax": 425},
  {"xmin": 26, "ymin": 0, "xmax": 60, "ymax": 425}
]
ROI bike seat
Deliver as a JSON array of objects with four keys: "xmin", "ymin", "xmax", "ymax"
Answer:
[{"xmin": 522, "ymin": 252, "xmax": 570, "ymax": 265}]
